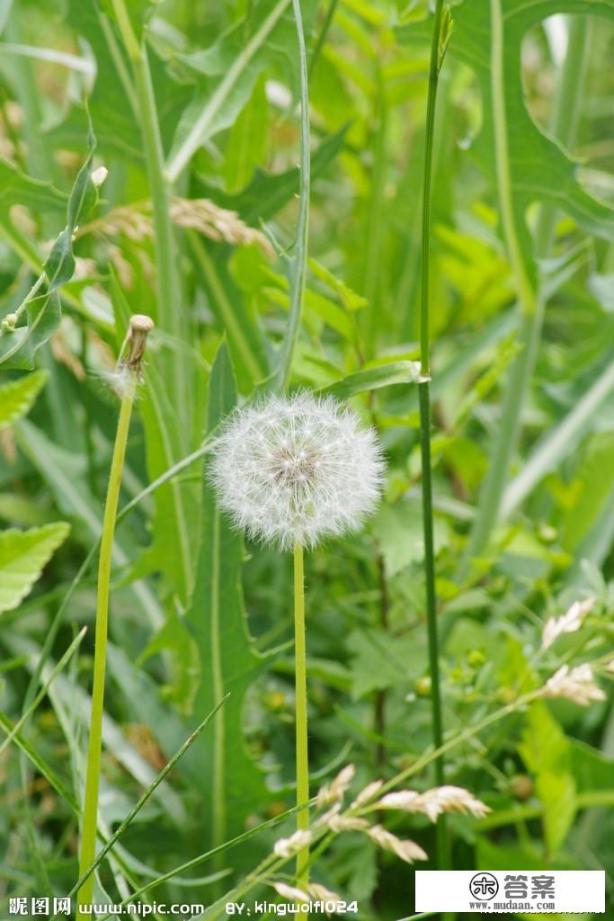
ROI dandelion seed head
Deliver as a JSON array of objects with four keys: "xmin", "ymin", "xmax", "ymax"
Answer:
[{"xmin": 209, "ymin": 393, "xmax": 385, "ymax": 550}]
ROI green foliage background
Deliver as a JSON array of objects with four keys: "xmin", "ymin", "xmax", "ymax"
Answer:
[{"xmin": 0, "ymin": 0, "xmax": 613, "ymax": 918}]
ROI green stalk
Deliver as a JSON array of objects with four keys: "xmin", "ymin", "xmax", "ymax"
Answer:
[
  {"xmin": 462, "ymin": 15, "xmax": 590, "ymax": 570},
  {"xmin": 109, "ymin": 0, "xmax": 188, "ymax": 437},
  {"xmin": 77, "ymin": 316, "xmax": 153, "ymax": 911},
  {"xmin": 417, "ymin": 0, "xmax": 449, "ymax": 869},
  {"xmin": 293, "ymin": 541, "xmax": 310, "ymax": 885},
  {"xmin": 277, "ymin": 0, "xmax": 310, "ymax": 390}
]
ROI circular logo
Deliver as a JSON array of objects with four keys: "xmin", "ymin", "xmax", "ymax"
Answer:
[{"xmin": 469, "ymin": 872, "xmax": 499, "ymax": 900}]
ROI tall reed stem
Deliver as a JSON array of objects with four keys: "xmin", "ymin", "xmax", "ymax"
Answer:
[
  {"xmin": 418, "ymin": 0, "xmax": 449, "ymax": 869},
  {"xmin": 77, "ymin": 317, "xmax": 153, "ymax": 910},
  {"xmin": 293, "ymin": 541, "xmax": 310, "ymax": 885}
]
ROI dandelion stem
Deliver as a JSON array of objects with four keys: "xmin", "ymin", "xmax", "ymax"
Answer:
[
  {"xmin": 417, "ymin": 0, "xmax": 449, "ymax": 869},
  {"xmin": 77, "ymin": 317, "xmax": 152, "ymax": 911},
  {"xmin": 77, "ymin": 384, "xmax": 135, "ymax": 910},
  {"xmin": 293, "ymin": 541, "xmax": 310, "ymax": 885}
]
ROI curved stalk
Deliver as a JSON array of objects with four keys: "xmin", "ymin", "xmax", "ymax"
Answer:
[
  {"xmin": 417, "ymin": 0, "xmax": 449, "ymax": 869},
  {"xmin": 77, "ymin": 384, "xmax": 135, "ymax": 910},
  {"xmin": 77, "ymin": 317, "xmax": 153, "ymax": 911}
]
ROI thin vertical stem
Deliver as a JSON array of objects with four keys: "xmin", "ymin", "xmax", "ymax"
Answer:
[
  {"xmin": 277, "ymin": 0, "xmax": 310, "ymax": 391},
  {"xmin": 417, "ymin": 0, "xmax": 449, "ymax": 869},
  {"xmin": 293, "ymin": 542, "xmax": 310, "ymax": 885},
  {"xmin": 78, "ymin": 383, "xmax": 135, "ymax": 910}
]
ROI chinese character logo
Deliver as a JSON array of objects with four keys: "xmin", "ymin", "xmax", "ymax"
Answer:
[
  {"xmin": 531, "ymin": 875, "xmax": 555, "ymax": 900},
  {"xmin": 469, "ymin": 872, "xmax": 499, "ymax": 900},
  {"xmin": 504, "ymin": 874, "xmax": 529, "ymax": 899}
]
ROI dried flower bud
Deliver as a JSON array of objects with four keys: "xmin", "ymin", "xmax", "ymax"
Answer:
[
  {"xmin": 91, "ymin": 166, "xmax": 109, "ymax": 188},
  {"xmin": 125, "ymin": 314, "xmax": 154, "ymax": 372},
  {"xmin": 1, "ymin": 312, "xmax": 17, "ymax": 332}
]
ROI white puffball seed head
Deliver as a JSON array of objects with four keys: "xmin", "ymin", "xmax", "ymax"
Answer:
[{"xmin": 209, "ymin": 392, "xmax": 385, "ymax": 550}]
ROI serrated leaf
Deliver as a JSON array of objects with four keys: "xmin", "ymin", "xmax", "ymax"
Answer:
[
  {"xmin": 0, "ymin": 523, "xmax": 70, "ymax": 614},
  {"xmin": 448, "ymin": 0, "xmax": 614, "ymax": 285},
  {"xmin": 0, "ymin": 370, "xmax": 47, "ymax": 429},
  {"xmin": 184, "ymin": 342, "xmax": 272, "ymax": 856}
]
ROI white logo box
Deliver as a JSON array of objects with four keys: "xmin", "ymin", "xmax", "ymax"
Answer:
[{"xmin": 415, "ymin": 870, "xmax": 605, "ymax": 913}]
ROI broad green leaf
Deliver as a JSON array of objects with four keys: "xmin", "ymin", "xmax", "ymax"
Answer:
[
  {"xmin": 223, "ymin": 75, "xmax": 268, "ymax": 194},
  {"xmin": 372, "ymin": 498, "xmax": 449, "ymax": 577},
  {"xmin": 0, "ymin": 522, "xmax": 70, "ymax": 614},
  {"xmin": 447, "ymin": 0, "xmax": 614, "ymax": 285},
  {"xmin": 0, "ymin": 370, "xmax": 47, "ymax": 429},
  {"xmin": 167, "ymin": 0, "xmax": 317, "ymax": 180},
  {"xmin": 569, "ymin": 740, "xmax": 614, "ymax": 795},
  {"xmin": 0, "ymin": 158, "xmax": 66, "ymax": 213},
  {"xmin": 0, "ymin": 126, "xmax": 97, "ymax": 369},
  {"xmin": 319, "ymin": 360, "xmax": 421, "ymax": 400},
  {"xmin": 196, "ymin": 127, "xmax": 347, "ymax": 225},
  {"xmin": 519, "ymin": 702, "xmax": 577, "ymax": 854},
  {"xmin": 502, "ymin": 357, "xmax": 614, "ymax": 517},
  {"xmin": 43, "ymin": 127, "xmax": 97, "ymax": 290},
  {"xmin": 110, "ymin": 272, "xmax": 198, "ymax": 606},
  {"xmin": 347, "ymin": 627, "xmax": 427, "ymax": 699},
  {"xmin": 184, "ymin": 342, "xmax": 272, "ymax": 860},
  {"xmin": 188, "ymin": 233, "xmax": 269, "ymax": 391},
  {"xmin": 15, "ymin": 419, "xmax": 164, "ymax": 628},
  {"xmin": 561, "ymin": 432, "xmax": 614, "ymax": 552},
  {"xmin": 0, "ymin": 293, "xmax": 61, "ymax": 370}
]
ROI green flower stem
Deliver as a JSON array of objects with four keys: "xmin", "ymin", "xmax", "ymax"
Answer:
[
  {"xmin": 293, "ymin": 541, "xmax": 310, "ymax": 885},
  {"xmin": 462, "ymin": 14, "xmax": 590, "ymax": 569},
  {"xmin": 77, "ymin": 316, "xmax": 153, "ymax": 910},
  {"xmin": 77, "ymin": 379, "xmax": 136, "ymax": 910},
  {"xmin": 278, "ymin": 0, "xmax": 310, "ymax": 390},
  {"xmin": 417, "ymin": 0, "xmax": 449, "ymax": 869}
]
